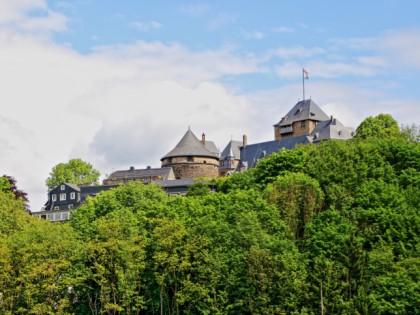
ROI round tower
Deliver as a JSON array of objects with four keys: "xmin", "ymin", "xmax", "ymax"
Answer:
[{"xmin": 161, "ymin": 128, "xmax": 219, "ymax": 179}]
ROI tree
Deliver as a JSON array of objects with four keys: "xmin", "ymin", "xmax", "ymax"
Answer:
[
  {"xmin": 45, "ymin": 158, "xmax": 100, "ymax": 190},
  {"xmin": 1, "ymin": 175, "xmax": 29, "ymax": 211},
  {"xmin": 266, "ymin": 172, "xmax": 324, "ymax": 240},
  {"xmin": 355, "ymin": 113, "xmax": 401, "ymax": 139}
]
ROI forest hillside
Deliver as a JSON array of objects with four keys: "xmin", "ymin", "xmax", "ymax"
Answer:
[{"xmin": 0, "ymin": 118, "xmax": 419, "ymax": 314}]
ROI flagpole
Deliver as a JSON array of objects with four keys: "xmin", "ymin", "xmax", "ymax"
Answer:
[{"xmin": 302, "ymin": 68, "xmax": 305, "ymax": 101}]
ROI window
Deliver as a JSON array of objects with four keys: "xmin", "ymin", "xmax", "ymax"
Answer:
[
  {"xmin": 60, "ymin": 193, "xmax": 66, "ymax": 201},
  {"xmin": 62, "ymin": 212, "xmax": 69, "ymax": 220},
  {"xmin": 187, "ymin": 156, "xmax": 193, "ymax": 162},
  {"xmin": 301, "ymin": 121, "xmax": 306, "ymax": 129},
  {"xmin": 60, "ymin": 185, "xmax": 65, "ymax": 190},
  {"xmin": 52, "ymin": 194, "xmax": 57, "ymax": 202},
  {"xmin": 54, "ymin": 206, "xmax": 60, "ymax": 210},
  {"xmin": 68, "ymin": 204, "xmax": 74, "ymax": 210},
  {"xmin": 70, "ymin": 192, "xmax": 75, "ymax": 199}
]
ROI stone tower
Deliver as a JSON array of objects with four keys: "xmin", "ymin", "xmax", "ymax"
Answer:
[
  {"xmin": 161, "ymin": 128, "xmax": 220, "ymax": 179},
  {"xmin": 273, "ymin": 99, "xmax": 330, "ymax": 140}
]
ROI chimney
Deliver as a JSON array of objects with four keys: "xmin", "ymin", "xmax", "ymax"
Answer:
[
  {"xmin": 129, "ymin": 166, "xmax": 135, "ymax": 171},
  {"xmin": 243, "ymin": 134, "xmax": 248, "ymax": 147},
  {"xmin": 202, "ymin": 133, "xmax": 206, "ymax": 145},
  {"xmin": 147, "ymin": 166, "xmax": 151, "ymax": 170}
]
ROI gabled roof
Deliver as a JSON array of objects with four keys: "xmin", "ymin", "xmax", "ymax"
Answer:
[
  {"xmin": 220, "ymin": 140, "xmax": 242, "ymax": 160},
  {"xmin": 107, "ymin": 167, "xmax": 174, "ymax": 180},
  {"xmin": 50, "ymin": 183, "xmax": 80, "ymax": 193},
  {"xmin": 161, "ymin": 129, "xmax": 219, "ymax": 160},
  {"xmin": 274, "ymin": 99, "xmax": 330, "ymax": 127}
]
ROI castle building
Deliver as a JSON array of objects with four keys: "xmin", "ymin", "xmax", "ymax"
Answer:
[
  {"xmin": 273, "ymin": 99, "xmax": 330, "ymax": 139},
  {"xmin": 103, "ymin": 166, "xmax": 175, "ymax": 185},
  {"xmin": 161, "ymin": 128, "xmax": 220, "ymax": 179},
  {"xmin": 219, "ymin": 139, "xmax": 242, "ymax": 176},
  {"xmin": 238, "ymin": 99, "xmax": 354, "ymax": 170}
]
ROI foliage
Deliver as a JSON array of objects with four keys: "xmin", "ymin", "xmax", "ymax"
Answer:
[
  {"xmin": 186, "ymin": 181, "xmax": 211, "ymax": 196},
  {"xmin": 45, "ymin": 158, "xmax": 101, "ymax": 190},
  {"xmin": 0, "ymin": 175, "xmax": 29, "ymax": 211},
  {"xmin": 1, "ymin": 115, "xmax": 419, "ymax": 314},
  {"xmin": 355, "ymin": 113, "xmax": 401, "ymax": 139}
]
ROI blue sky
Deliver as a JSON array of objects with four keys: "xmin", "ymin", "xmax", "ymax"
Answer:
[{"xmin": 0, "ymin": 0, "xmax": 419, "ymax": 210}]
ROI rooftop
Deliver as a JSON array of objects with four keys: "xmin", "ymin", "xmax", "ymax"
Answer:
[{"xmin": 161, "ymin": 128, "xmax": 220, "ymax": 160}]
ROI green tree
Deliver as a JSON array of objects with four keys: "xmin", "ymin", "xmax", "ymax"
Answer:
[
  {"xmin": 1, "ymin": 175, "xmax": 29, "ymax": 211},
  {"xmin": 355, "ymin": 113, "xmax": 401, "ymax": 139},
  {"xmin": 0, "ymin": 220, "xmax": 87, "ymax": 314},
  {"xmin": 186, "ymin": 181, "xmax": 211, "ymax": 197},
  {"xmin": 45, "ymin": 158, "xmax": 100, "ymax": 190},
  {"xmin": 266, "ymin": 172, "xmax": 324, "ymax": 240}
]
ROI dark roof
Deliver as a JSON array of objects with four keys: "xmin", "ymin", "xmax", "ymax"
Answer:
[
  {"xmin": 220, "ymin": 140, "xmax": 242, "ymax": 160},
  {"xmin": 107, "ymin": 167, "xmax": 173, "ymax": 180},
  {"xmin": 80, "ymin": 185, "xmax": 118, "ymax": 201},
  {"xmin": 161, "ymin": 129, "xmax": 219, "ymax": 160},
  {"xmin": 239, "ymin": 135, "xmax": 311, "ymax": 170},
  {"xmin": 311, "ymin": 118, "xmax": 355, "ymax": 143},
  {"xmin": 66, "ymin": 183, "xmax": 81, "ymax": 191},
  {"xmin": 156, "ymin": 178, "xmax": 195, "ymax": 188},
  {"xmin": 204, "ymin": 141, "xmax": 220, "ymax": 157},
  {"xmin": 274, "ymin": 99, "xmax": 330, "ymax": 127}
]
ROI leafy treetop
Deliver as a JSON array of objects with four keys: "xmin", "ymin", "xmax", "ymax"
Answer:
[{"xmin": 45, "ymin": 158, "xmax": 100, "ymax": 190}]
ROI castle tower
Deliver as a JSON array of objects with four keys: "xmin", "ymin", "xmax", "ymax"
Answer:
[
  {"xmin": 219, "ymin": 140, "xmax": 242, "ymax": 176},
  {"xmin": 161, "ymin": 128, "xmax": 220, "ymax": 179},
  {"xmin": 273, "ymin": 99, "xmax": 330, "ymax": 140}
]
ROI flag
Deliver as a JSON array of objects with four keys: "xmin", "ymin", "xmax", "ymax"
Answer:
[{"xmin": 303, "ymin": 68, "xmax": 309, "ymax": 79}]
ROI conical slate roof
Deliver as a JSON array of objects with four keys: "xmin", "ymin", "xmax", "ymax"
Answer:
[
  {"xmin": 220, "ymin": 140, "xmax": 242, "ymax": 160},
  {"xmin": 274, "ymin": 99, "xmax": 330, "ymax": 127},
  {"xmin": 161, "ymin": 129, "xmax": 218, "ymax": 160}
]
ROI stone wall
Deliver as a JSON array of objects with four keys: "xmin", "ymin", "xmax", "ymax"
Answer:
[
  {"xmin": 274, "ymin": 119, "xmax": 318, "ymax": 140},
  {"xmin": 162, "ymin": 156, "xmax": 219, "ymax": 179}
]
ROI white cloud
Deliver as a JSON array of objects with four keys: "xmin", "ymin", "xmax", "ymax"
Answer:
[
  {"xmin": 0, "ymin": 0, "xmax": 67, "ymax": 33},
  {"xmin": 130, "ymin": 20, "xmax": 163, "ymax": 32},
  {"xmin": 272, "ymin": 26, "xmax": 295, "ymax": 33},
  {"xmin": 242, "ymin": 30, "xmax": 266, "ymax": 40},
  {"xmin": 180, "ymin": 4, "xmax": 210, "ymax": 17},
  {"xmin": 207, "ymin": 11, "xmax": 236, "ymax": 30},
  {"xmin": 271, "ymin": 46, "xmax": 325, "ymax": 59},
  {"xmin": 379, "ymin": 29, "xmax": 420, "ymax": 68},
  {"xmin": 276, "ymin": 61, "xmax": 377, "ymax": 79}
]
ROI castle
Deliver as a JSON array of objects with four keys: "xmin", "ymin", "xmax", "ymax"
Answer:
[
  {"xmin": 162, "ymin": 98, "xmax": 354, "ymax": 178},
  {"xmin": 35, "ymin": 98, "xmax": 354, "ymax": 221}
]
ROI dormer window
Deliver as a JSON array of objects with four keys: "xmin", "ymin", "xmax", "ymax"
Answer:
[{"xmin": 60, "ymin": 185, "xmax": 65, "ymax": 190}]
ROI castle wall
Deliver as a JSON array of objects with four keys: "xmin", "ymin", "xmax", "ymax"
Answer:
[
  {"xmin": 162, "ymin": 156, "xmax": 219, "ymax": 179},
  {"xmin": 274, "ymin": 120, "xmax": 318, "ymax": 140}
]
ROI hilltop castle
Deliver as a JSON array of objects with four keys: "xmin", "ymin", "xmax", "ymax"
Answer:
[
  {"xmin": 161, "ymin": 98, "xmax": 354, "ymax": 178},
  {"xmin": 36, "ymin": 98, "xmax": 354, "ymax": 221}
]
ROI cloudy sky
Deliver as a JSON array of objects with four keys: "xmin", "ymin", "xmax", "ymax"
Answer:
[{"xmin": 1, "ymin": 0, "xmax": 419, "ymax": 211}]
